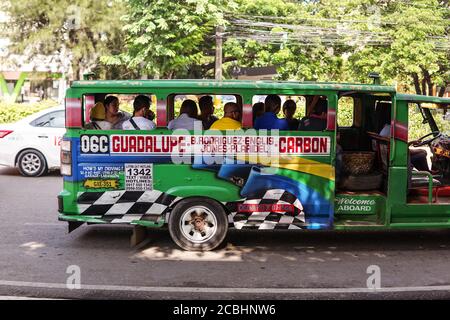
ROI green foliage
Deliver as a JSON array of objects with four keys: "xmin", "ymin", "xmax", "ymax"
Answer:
[
  {"xmin": 1, "ymin": 0, "xmax": 125, "ymax": 80},
  {"xmin": 337, "ymin": 97, "xmax": 354, "ymax": 127},
  {"xmin": 340, "ymin": 0, "xmax": 450, "ymax": 93},
  {"xmin": 0, "ymin": 100, "xmax": 58, "ymax": 124},
  {"xmin": 102, "ymin": 0, "xmax": 237, "ymax": 78}
]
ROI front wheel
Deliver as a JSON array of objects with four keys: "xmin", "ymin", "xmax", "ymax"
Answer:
[
  {"xmin": 17, "ymin": 149, "xmax": 47, "ymax": 177},
  {"xmin": 168, "ymin": 197, "xmax": 228, "ymax": 251}
]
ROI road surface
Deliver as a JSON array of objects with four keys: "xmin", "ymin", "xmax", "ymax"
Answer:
[{"xmin": 1, "ymin": 166, "xmax": 450, "ymax": 300}]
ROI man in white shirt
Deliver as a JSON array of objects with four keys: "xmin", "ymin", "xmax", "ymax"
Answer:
[
  {"xmin": 122, "ymin": 95, "xmax": 156, "ymax": 130},
  {"xmin": 168, "ymin": 99, "xmax": 203, "ymax": 130}
]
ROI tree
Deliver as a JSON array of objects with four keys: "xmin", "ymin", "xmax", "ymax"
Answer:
[
  {"xmin": 1, "ymin": 0, "xmax": 125, "ymax": 80},
  {"xmin": 331, "ymin": 0, "xmax": 450, "ymax": 95},
  {"xmin": 102, "ymin": 0, "xmax": 237, "ymax": 79},
  {"xmin": 222, "ymin": 0, "xmax": 345, "ymax": 81}
]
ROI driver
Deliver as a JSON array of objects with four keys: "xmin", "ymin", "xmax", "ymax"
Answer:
[{"xmin": 379, "ymin": 122, "xmax": 431, "ymax": 172}]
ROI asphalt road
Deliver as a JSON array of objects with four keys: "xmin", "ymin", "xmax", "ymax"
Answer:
[{"xmin": 1, "ymin": 166, "xmax": 450, "ymax": 300}]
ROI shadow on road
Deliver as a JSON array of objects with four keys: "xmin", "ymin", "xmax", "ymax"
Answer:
[{"xmin": 68, "ymin": 224, "xmax": 450, "ymax": 263}]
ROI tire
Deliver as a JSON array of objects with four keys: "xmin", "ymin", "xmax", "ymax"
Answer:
[
  {"xmin": 17, "ymin": 149, "xmax": 48, "ymax": 177},
  {"xmin": 168, "ymin": 197, "xmax": 228, "ymax": 251}
]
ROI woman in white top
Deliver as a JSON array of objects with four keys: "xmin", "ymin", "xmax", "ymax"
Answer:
[
  {"xmin": 122, "ymin": 95, "xmax": 156, "ymax": 130},
  {"xmin": 168, "ymin": 99, "xmax": 203, "ymax": 130},
  {"xmin": 103, "ymin": 95, "xmax": 131, "ymax": 129}
]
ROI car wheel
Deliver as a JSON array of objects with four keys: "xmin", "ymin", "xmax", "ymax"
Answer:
[
  {"xmin": 168, "ymin": 197, "xmax": 228, "ymax": 251},
  {"xmin": 17, "ymin": 149, "xmax": 48, "ymax": 177}
]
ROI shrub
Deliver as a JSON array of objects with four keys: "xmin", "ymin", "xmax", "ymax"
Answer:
[{"xmin": 0, "ymin": 100, "xmax": 59, "ymax": 124}]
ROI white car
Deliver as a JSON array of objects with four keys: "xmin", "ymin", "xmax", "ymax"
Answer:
[{"xmin": 0, "ymin": 106, "xmax": 65, "ymax": 177}]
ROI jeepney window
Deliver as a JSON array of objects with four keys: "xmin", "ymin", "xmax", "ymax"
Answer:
[
  {"xmin": 82, "ymin": 94, "xmax": 157, "ymax": 127},
  {"xmin": 252, "ymin": 95, "xmax": 330, "ymax": 131},
  {"xmin": 166, "ymin": 94, "xmax": 243, "ymax": 129},
  {"xmin": 428, "ymin": 105, "xmax": 450, "ymax": 134},
  {"xmin": 337, "ymin": 97, "xmax": 354, "ymax": 127},
  {"xmin": 252, "ymin": 95, "xmax": 306, "ymax": 120},
  {"xmin": 409, "ymin": 103, "xmax": 450, "ymax": 141}
]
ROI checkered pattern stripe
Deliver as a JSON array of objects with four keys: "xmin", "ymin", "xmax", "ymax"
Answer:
[
  {"xmin": 76, "ymin": 189, "xmax": 305, "ymax": 229},
  {"xmin": 225, "ymin": 189, "xmax": 306, "ymax": 230},
  {"xmin": 77, "ymin": 190, "xmax": 182, "ymax": 224}
]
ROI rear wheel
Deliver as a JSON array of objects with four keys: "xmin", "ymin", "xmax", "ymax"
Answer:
[
  {"xmin": 17, "ymin": 149, "xmax": 47, "ymax": 177},
  {"xmin": 168, "ymin": 197, "xmax": 228, "ymax": 251}
]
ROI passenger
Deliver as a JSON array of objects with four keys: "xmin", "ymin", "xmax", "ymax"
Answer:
[
  {"xmin": 198, "ymin": 96, "xmax": 218, "ymax": 130},
  {"xmin": 85, "ymin": 102, "xmax": 112, "ymax": 130},
  {"xmin": 210, "ymin": 102, "xmax": 242, "ymax": 130},
  {"xmin": 122, "ymin": 95, "xmax": 156, "ymax": 130},
  {"xmin": 298, "ymin": 97, "xmax": 327, "ymax": 131},
  {"xmin": 104, "ymin": 95, "xmax": 131, "ymax": 129},
  {"xmin": 252, "ymin": 102, "xmax": 265, "ymax": 123},
  {"xmin": 254, "ymin": 95, "xmax": 289, "ymax": 130},
  {"xmin": 379, "ymin": 119, "xmax": 431, "ymax": 172},
  {"xmin": 168, "ymin": 99, "xmax": 203, "ymax": 130},
  {"xmin": 283, "ymin": 99, "xmax": 299, "ymax": 130}
]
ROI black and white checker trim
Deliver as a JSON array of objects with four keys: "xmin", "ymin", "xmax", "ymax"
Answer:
[
  {"xmin": 224, "ymin": 189, "xmax": 306, "ymax": 230},
  {"xmin": 76, "ymin": 188, "xmax": 305, "ymax": 229},
  {"xmin": 77, "ymin": 190, "xmax": 182, "ymax": 224}
]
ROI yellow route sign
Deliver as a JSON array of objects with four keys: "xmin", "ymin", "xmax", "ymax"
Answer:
[{"xmin": 83, "ymin": 179, "xmax": 119, "ymax": 189}]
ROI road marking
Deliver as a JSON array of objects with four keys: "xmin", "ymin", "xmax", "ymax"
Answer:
[
  {"xmin": 24, "ymin": 223, "xmax": 63, "ymax": 226},
  {"xmin": 0, "ymin": 295, "xmax": 60, "ymax": 300},
  {"xmin": 0, "ymin": 280, "xmax": 450, "ymax": 294}
]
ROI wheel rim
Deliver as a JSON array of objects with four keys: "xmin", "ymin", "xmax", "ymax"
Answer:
[
  {"xmin": 20, "ymin": 153, "xmax": 42, "ymax": 175},
  {"xmin": 179, "ymin": 206, "xmax": 218, "ymax": 244}
]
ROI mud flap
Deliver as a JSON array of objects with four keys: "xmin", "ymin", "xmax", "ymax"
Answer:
[
  {"xmin": 130, "ymin": 225, "xmax": 148, "ymax": 247},
  {"xmin": 68, "ymin": 221, "xmax": 84, "ymax": 233}
]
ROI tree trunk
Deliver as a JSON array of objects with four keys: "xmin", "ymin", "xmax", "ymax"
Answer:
[
  {"xmin": 423, "ymin": 70, "xmax": 434, "ymax": 96},
  {"xmin": 412, "ymin": 73, "xmax": 422, "ymax": 95},
  {"xmin": 421, "ymin": 78, "xmax": 427, "ymax": 97}
]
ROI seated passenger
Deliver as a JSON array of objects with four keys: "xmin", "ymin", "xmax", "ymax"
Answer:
[
  {"xmin": 254, "ymin": 95, "xmax": 289, "ymax": 130},
  {"xmin": 103, "ymin": 95, "xmax": 131, "ymax": 129},
  {"xmin": 168, "ymin": 99, "xmax": 203, "ymax": 130},
  {"xmin": 122, "ymin": 95, "xmax": 156, "ymax": 130},
  {"xmin": 379, "ymin": 121, "xmax": 431, "ymax": 172},
  {"xmin": 252, "ymin": 102, "xmax": 265, "ymax": 123},
  {"xmin": 198, "ymin": 96, "xmax": 218, "ymax": 130},
  {"xmin": 283, "ymin": 99, "xmax": 299, "ymax": 130},
  {"xmin": 85, "ymin": 102, "xmax": 112, "ymax": 130},
  {"xmin": 298, "ymin": 97, "xmax": 327, "ymax": 131},
  {"xmin": 210, "ymin": 102, "xmax": 242, "ymax": 130}
]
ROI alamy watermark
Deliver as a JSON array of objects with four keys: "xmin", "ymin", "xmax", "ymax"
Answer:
[{"xmin": 66, "ymin": 265, "xmax": 81, "ymax": 290}]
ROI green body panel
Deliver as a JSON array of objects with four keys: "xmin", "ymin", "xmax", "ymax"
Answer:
[
  {"xmin": 335, "ymin": 194, "xmax": 386, "ymax": 217},
  {"xmin": 153, "ymin": 165, "xmax": 241, "ymax": 201}
]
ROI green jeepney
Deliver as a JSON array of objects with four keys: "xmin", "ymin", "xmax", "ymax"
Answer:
[{"xmin": 57, "ymin": 79, "xmax": 450, "ymax": 250}]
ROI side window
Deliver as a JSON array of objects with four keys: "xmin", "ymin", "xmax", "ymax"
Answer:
[
  {"xmin": 337, "ymin": 97, "xmax": 354, "ymax": 127},
  {"xmin": 167, "ymin": 94, "xmax": 242, "ymax": 130},
  {"xmin": 83, "ymin": 94, "xmax": 156, "ymax": 129},
  {"xmin": 251, "ymin": 94, "xmax": 323, "ymax": 131},
  {"xmin": 31, "ymin": 111, "xmax": 65, "ymax": 128},
  {"xmin": 252, "ymin": 95, "xmax": 306, "ymax": 121}
]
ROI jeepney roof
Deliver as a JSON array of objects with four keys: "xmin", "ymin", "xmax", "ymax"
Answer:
[
  {"xmin": 396, "ymin": 93, "xmax": 450, "ymax": 105},
  {"xmin": 70, "ymin": 79, "xmax": 397, "ymax": 93}
]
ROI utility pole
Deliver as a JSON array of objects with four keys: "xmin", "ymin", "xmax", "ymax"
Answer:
[{"xmin": 215, "ymin": 25, "xmax": 224, "ymax": 81}]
